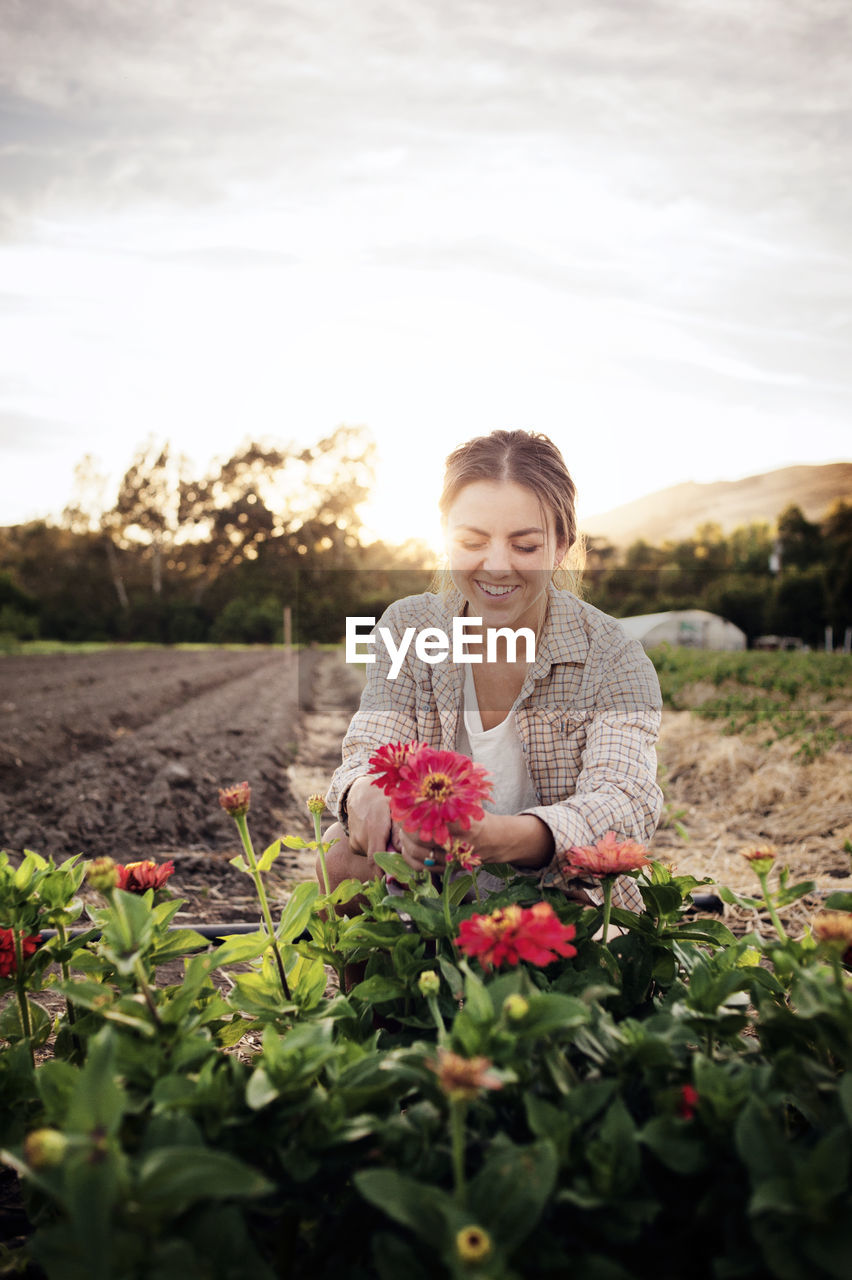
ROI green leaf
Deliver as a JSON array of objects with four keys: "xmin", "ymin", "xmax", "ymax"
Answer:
[
  {"xmin": 373, "ymin": 851, "xmax": 415, "ymax": 884},
  {"xmin": 280, "ymin": 835, "xmax": 312, "ymax": 850},
  {"xmin": 278, "ymin": 881, "xmax": 319, "ymax": 943},
  {"xmin": 66, "ymin": 1028, "xmax": 127, "ymax": 1136},
  {"xmin": 469, "ymin": 1139, "xmax": 558, "ymax": 1250},
  {"xmin": 136, "ymin": 1146, "xmax": 273, "ymax": 1213},
  {"xmin": 823, "ymin": 893, "xmax": 852, "ymax": 912},
  {"xmin": 150, "ymin": 929, "xmax": 210, "ymax": 965},
  {"xmin": 256, "ymin": 840, "xmax": 282, "ymax": 872},
  {"xmin": 350, "ymin": 975, "xmax": 406, "ymax": 1004},
  {"xmin": 0, "ymin": 997, "xmax": 52, "ymax": 1048},
  {"xmin": 209, "ymin": 932, "xmax": 269, "ymax": 965},
  {"xmin": 326, "ymin": 878, "xmax": 367, "ymax": 906},
  {"xmin": 354, "ymin": 1169, "xmax": 460, "ymax": 1247},
  {"xmin": 515, "ymin": 993, "xmax": 590, "ymax": 1040},
  {"xmin": 229, "ymin": 854, "xmax": 250, "ymax": 874},
  {"xmin": 640, "ymin": 1117, "xmax": 706, "ymax": 1174},
  {"xmin": 246, "ymin": 1067, "xmax": 279, "ymax": 1110},
  {"xmin": 665, "ymin": 918, "xmax": 737, "ymax": 947},
  {"xmin": 462, "ymin": 963, "xmax": 493, "ymax": 1024}
]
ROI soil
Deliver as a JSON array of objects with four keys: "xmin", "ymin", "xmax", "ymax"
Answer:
[
  {"xmin": 2, "ymin": 645, "xmax": 849, "ymax": 926},
  {"xmin": 0, "ymin": 646, "xmax": 364, "ymax": 923}
]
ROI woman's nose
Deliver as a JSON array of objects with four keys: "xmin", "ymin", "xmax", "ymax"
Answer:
[{"xmin": 481, "ymin": 543, "xmax": 512, "ymax": 573}]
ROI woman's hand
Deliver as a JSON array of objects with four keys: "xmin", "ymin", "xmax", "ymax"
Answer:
[{"xmin": 346, "ymin": 776, "xmax": 393, "ymax": 858}]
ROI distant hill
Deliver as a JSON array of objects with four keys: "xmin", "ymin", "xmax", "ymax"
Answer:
[{"xmin": 580, "ymin": 463, "xmax": 852, "ymax": 548}]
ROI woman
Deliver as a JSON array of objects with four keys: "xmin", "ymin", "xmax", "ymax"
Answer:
[{"xmin": 321, "ymin": 430, "xmax": 662, "ymax": 909}]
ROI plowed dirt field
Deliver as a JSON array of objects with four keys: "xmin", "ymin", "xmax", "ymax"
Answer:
[{"xmin": 1, "ymin": 646, "xmax": 849, "ymax": 929}]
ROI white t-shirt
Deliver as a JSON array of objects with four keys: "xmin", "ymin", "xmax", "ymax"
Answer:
[
  {"xmin": 455, "ymin": 664, "xmax": 539, "ymax": 813},
  {"xmin": 455, "ymin": 664, "xmax": 539, "ymax": 895}
]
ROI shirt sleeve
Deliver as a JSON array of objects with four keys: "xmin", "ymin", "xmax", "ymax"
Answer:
[
  {"xmin": 521, "ymin": 635, "xmax": 663, "ymax": 901},
  {"xmin": 325, "ymin": 599, "xmax": 420, "ymax": 827}
]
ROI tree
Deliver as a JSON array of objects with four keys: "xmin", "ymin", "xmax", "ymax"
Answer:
[{"xmin": 776, "ymin": 504, "xmax": 823, "ymax": 571}]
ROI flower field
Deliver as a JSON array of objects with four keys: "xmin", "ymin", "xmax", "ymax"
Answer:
[{"xmin": 0, "ymin": 645, "xmax": 850, "ymax": 1277}]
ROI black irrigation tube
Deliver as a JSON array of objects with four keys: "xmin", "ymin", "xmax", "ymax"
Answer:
[
  {"xmin": 36, "ymin": 894, "xmax": 727, "ymax": 945},
  {"xmin": 36, "ymin": 922, "xmax": 312, "ymax": 945}
]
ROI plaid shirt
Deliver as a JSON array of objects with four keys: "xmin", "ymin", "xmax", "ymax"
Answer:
[{"xmin": 327, "ymin": 588, "xmax": 663, "ymax": 911}]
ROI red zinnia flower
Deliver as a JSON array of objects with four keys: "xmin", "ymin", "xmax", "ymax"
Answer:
[
  {"xmin": 367, "ymin": 741, "xmax": 425, "ymax": 795},
  {"xmin": 116, "ymin": 860, "xmax": 175, "ymax": 893},
  {"xmin": 456, "ymin": 902, "xmax": 577, "ymax": 971},
  {"xmin": 561, "ymin": 830, "xmax": 651, "ymax": 879},
  {"xmin": 0, "ymin": 927, "xmax": 41, "ymax": 979},
  {"xmin": 388, "ymin": 746, "xmax": 492, "ymax": 847},
  {"xmin": 677, "ymin": 1084, "xmax": 700, "ymax": 1120}
]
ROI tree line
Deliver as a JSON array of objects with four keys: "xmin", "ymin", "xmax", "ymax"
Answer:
[
  {"xmin": 583, "ymin": 502, "xmax": 852, "ymax": 646},
  {"xmin": 1, "ymin": 430, "xmax": 850, "ymax": 648}
]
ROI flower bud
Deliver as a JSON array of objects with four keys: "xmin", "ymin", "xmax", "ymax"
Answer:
[
  {"xmin": 23, "ymin": 1128, "xmax": 69, "ymax": 1169},
  {"xmin": 86, "ymin": 857, "xmax": 119, "ymax": 893},
  {"xmin": 306, "ymin": 793, "xmax": 326, "ymax": 816},
  {"xmin": 218, "ymin": 781, "xmax": 251, "ymax": 818},
  {"xmin": 502, "ymin": 993, "xmax": 529, "ymax": 1022},
  {"xmin": 417, "ymin": 970, "xmax": 441, "ymax": 998},
  {"xmin": 740, "ymin": 845, "xmax": 777, "ymax": 876},
  {"xmin": 455, "ymin": 1225, "xmax": 492, "ymax": 1263}
]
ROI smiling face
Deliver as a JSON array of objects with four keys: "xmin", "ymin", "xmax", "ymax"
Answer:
[{"xmin": 444, "ymin": 479, "xmax": 566, "ymax": 636}]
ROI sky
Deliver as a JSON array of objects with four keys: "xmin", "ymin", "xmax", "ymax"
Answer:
[{"xmin": 1, "ymin": 0, "xmax": 850, "ymax": 548}]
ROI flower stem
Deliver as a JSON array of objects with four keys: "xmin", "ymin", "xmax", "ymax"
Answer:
[
  {"xmin": 449, "ymin": 1099, "xmax": 467, "ymax": 1205},
  {"xmin": 54, "ymin": 921, "xmax": 81, "ymax": 1054},
  {"xmin": 13, "ymin": 930, "xmax": 34, "ymax": 1064},
  {"xmin": 133, "ymin": 957, "xmax": 164, "ymax": 1030},
  {"xmin": 757, "ymin": 871, "xmax": 787, "ymax": 942},
  {"xmin": 441, "ymin": 865, "xmax": 454, "ymax": 937},
  {"xmin": 235, "ymin": 812, "xmax": 292, "ymax": 1000},
  {"xmin": 601, "ymin": 877, "xmax": 614, "ymax": 946},
  {"xmin": 312, "ymin": 811, "xmax": 331, "ymax": 896},
  {"xmin": 427, "ymin": 994, "xmax": 447, "ymax": 1045}
]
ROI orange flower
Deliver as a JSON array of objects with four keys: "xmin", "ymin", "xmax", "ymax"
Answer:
[
  {"xmin": 456, "ymin": 902, "xmax": 577, "ymax": 971},
  {"xmin": 427, "ymin": 1048, "xmax": 502, "ymax": 1100},
  {"xmin": 561, "ymin": 830, "xmax": 651, "ymax": 879},
  {"xmin": 116, "ymin": 860, "xmax": 175, "ymax": 893},
  {"xmin": 218, "ymin": 781, "xmax": 251, "ymax": 817}
]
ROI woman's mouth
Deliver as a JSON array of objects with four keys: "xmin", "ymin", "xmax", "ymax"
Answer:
[{"xmin": 474, "ymin": 580, "xmax": 519, "ymax": 598}]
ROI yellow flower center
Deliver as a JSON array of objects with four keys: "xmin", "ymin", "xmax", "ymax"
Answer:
[
  {"xmin": 456, "ymin": 1225, "xmax": 492, "ymax": 1263},
  {"xmin": 419, "ymin": 772, "xmax": 454, "ymax": 802}
]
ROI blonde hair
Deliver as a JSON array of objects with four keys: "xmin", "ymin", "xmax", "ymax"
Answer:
[{"xmin": 432, "ymin": 429, "xmax": 586, "ymax": 596}]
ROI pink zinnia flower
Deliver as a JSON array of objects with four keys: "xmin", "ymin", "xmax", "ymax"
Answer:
[
  {"xmin": 561, "ymin": 830, "xmax": 651, "ymax": 879},
  {"xmin": 445, "ymin": 839, "xmax": 482, "ymax": 873},
  {"xmin": 388, "ymin": 747, "xmax": 492, "ymax": 847},
  {"xmin": 218, "ymin": 781, "xmax": 251, "ymax": 817},
  {"xmin": 0, "ymin": 927, "xmax": 41, "ymax": 979},
  {"xmin": 427, "ymin": 1048, "xmax": 503, "ymax": 1100},
  {"xmin": 367, "ymin": 741, "xmax": 425, "ymax": 795},
  {"xmin": 456, "ymin": 902, "xmax": 577, "ymax": 971},
  {"xmin": 116, "ymin": 860, "xmax": 175, "ymax": 893}
]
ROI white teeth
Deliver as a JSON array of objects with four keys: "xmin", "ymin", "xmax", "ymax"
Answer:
[{"xmin": 477, "ymin": 582, "xmax": 516, "ymax": 596}]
